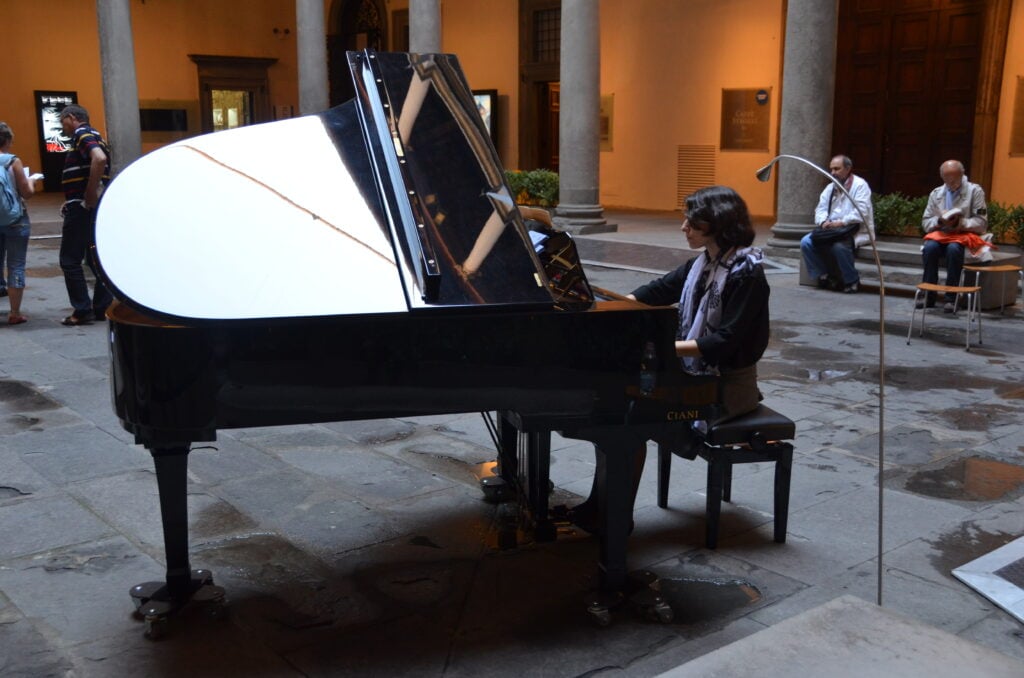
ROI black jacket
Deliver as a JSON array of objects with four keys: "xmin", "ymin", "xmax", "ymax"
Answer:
[{"xmin": 631, "ymin": 257, "xmax": 770, "ymax": 371}]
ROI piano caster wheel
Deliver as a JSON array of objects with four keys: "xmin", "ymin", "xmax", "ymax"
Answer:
[
  {"xmin": 588, "ymin": 604, "xmax": 613, "ymax": 627},
  {"xmin": 194, "ymin": 584, "xmax": 229, "ymax": 619},
  {"xmin": 635, "ymin": 594, "xmax": 674, "ymax": 624},
  {"xmin": 130, "ymin": 569, "xmax": 224, "ymax": 638},
  {"xmin": 650, "ymin": 600, "xmax": 674, "ymax": 624},
  {"xmin": 480, "ymin": 476, "xmax": 514, "ymax": 503},
  {"xmin": 585, "ymin": 591, "xmax": 624, "ymax": 627},
  {"xmin": 626, "ymin": 571, "xmax": 674, "ymax": 624},
  {"xmin": 144, "ymin": 616, "xmax": 168, "ymax": 640}
]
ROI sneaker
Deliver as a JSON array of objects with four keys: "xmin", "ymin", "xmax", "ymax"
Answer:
[
  {"xmin": 914, "ymin": 297, "xmax": 936, "ymax": 310},
  {"xmin": 816, "ymin": 274, "xmax": 830, "ymax": 289},
  {"xmin": 943, "ymin": 301, "xmax": 955, "ymax": 314},
  {"xmin": 843, "ymin": 282, "xmax": 859, "ymax": 294}
]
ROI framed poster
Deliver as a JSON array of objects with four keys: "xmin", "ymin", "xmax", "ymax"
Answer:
[
  {"xmin": 472, "ymin": 89, "xmax": 498, "ymax": 146},
  {"xmin": 720, "ymin": 88, "xmax": 770, "ymax": 152},
  {"xmin": 34, "ymin": 90, "xmax": 77, "ymax": 192}
]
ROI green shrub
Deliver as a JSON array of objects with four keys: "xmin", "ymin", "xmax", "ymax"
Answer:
[
  {"xmin": 872, "ymin": 192, "xmax": 926, "ymax": 236},
  {"xmin": 505, "ymin": 169, "xmax": 559, "ymax": 207},
  {"xmin": 870, "ymin": 192, "xmax": 1024, "ymax": 245},
  {"xmin": 987, "ymin": 201, "xmax": 1024, "ymax": 245}
]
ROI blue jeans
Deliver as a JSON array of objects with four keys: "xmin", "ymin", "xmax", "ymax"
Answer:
[
  {"xmin": 1, "ymin": 217, "xmax": 31, "ymax": 289},
  {"xmin": 800, "ymin": 232, "xmax": 858, "ymax": 286},
  {"xmin": 59, "ymin": 201, "xmax": 112, "ymax": 318},
  {"xmin": 921, "ymin": 240, "xmax": 965, "ymax": 302}
]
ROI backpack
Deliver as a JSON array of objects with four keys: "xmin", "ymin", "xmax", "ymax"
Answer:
[{"xmin": 0, "ymin": 153, "xmax": 24, "ymax": 227}]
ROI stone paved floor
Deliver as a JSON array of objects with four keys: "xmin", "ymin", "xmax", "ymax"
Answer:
[{"xmin": 1, "ymin": 201, "xmax": 1023, "ymax": 676}]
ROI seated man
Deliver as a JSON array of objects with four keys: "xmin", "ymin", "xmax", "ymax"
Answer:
[
  {"xmin": 800, "ymin": 155, "xmax": 874, "ymax": 293},
  {"xmin": 919, "ymin": 160, "xmax": 988, "ymax": 313}
]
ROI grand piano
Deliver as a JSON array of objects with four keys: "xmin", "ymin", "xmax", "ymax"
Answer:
[{"xmin": 95, "ymin": 51, "xmax": 718, "ymax": 635}]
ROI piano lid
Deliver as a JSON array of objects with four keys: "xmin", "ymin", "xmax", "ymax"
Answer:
[{"xmin": 95, "ymin": 50, "xmax": 581, "ymax": 322}]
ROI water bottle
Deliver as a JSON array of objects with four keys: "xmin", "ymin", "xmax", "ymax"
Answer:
[{"xmin": 639, "ymin": 341, "xmax": 658, "ymax": 395}]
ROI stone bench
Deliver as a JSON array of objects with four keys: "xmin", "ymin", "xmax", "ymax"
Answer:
[{"xmin": 798, "ymin": 238, "xmax": 1021, "ymax": 310}]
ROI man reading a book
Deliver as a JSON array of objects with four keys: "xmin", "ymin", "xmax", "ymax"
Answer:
[{"xmin": 919, "ymin": 159, "xmax": 989, "ymax": 313}]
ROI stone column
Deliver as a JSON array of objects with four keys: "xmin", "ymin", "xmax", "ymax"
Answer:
[
  {"xmin": 410, "ymin": 0, "xmax": 441, "ymax": 53},
  {"xmin": 296, "ymin": 0, "xmax": 329, "ymax": 115},
  {"xmin": 768, "ymin": 0, "xmax": 839, "ymax": 251},
  {"xmin": 553, "ymin": 0, "xmax": 613, "ymax": 235},
  {"xmin": 96, "ymin": 0, "xmax": 142, "ymax": 176}
]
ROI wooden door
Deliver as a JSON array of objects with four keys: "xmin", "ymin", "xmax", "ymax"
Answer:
[
  {"xmin": 833, "ymin": 0, "xmax": 984, "ymax": 197},
  {"xmin": 536, "ymin": 82, "xmax": 560, "ymax": 172}
]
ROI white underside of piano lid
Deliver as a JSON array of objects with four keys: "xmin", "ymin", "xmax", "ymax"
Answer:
[{"xmin": 95, "ymin": 115, "xmax": 409, "ymax": 320}]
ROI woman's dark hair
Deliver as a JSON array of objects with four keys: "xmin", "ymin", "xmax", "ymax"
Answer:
[{"xmin": 685, "ymin": 185, "xmax": 755, "ymax": 251}]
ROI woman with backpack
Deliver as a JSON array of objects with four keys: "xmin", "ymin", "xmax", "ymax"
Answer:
[{"xmin": 0, "ymin": 121, "xmax": 36, "ymax": 325}]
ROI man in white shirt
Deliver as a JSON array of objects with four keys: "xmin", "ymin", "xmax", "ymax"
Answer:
[
  {"xmin": 919, "ymin": 159, "xmax": 988, "ymax": 313},
  {"xmin": 799, "ymin": 155, "xmax": 874, "ymax": 293}
]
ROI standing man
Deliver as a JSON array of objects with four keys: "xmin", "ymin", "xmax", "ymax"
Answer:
[
  {"xmin": 919, "ymin": 159, "xmax": 988, "ymax": 313},
  {"xmin": 799, "ymin": 155, "xmax": 874, "ymax": 293},
  {"xmin": 58, "ymin": 104, "xmax": 112, "ymax": 326}
]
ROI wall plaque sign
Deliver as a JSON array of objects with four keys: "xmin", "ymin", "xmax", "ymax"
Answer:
[{"xmin": 720, "ymin": 88, "xmax": 770, "ymax": 152}]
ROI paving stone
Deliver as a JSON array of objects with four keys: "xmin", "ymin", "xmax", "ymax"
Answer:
[
  {"xmin": 0, "ymin": 496, "xmax": 114, "ymax": 560},
  {"xmin": 68, "ymin": 470, "xmax": 258, "ymax": 556},
  {"xmin": 15, "ymin": 423, "xmax": 150, "ymax": 485},
  {"xmin": 0, "ymin": 447, "xmax": 56, "ymax": 504},
  {"xmin": 216, "ymin": 469, "xmax": 401, "ymax": 558},
  {"xmin": 184, "ymin": 433, "xmax": 289, "ymax": 486},
  {"xmin": 957, "ymin": 610, "xmax": 1024, "ymax": 662},
  {"xmin": 748, "ymin": 559, "xmax": 995, "ymax": 635},
  {"xmin": 0, "ymin": 609, "xmax": 76, "ymax": 678},
  {"xmin": 276, "ymin": 445, "xmax": 460, "ymax": 504},
  {"xmin": 717, "ymin": 486, "xmax": 975, "ymax": 585},
  {"xmin": 0, "ymin": 537, "xmax": 157, "ymax": 646}
]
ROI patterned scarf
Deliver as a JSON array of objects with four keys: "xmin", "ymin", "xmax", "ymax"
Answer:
[{"xmin": 677, "ymin": 246, "xmax": 764, "ymax": 374}]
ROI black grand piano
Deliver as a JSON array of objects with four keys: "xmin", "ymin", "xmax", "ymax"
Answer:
[{"xmin": 95, "ymin": 51, "xmax": 717, "ymax": 635}]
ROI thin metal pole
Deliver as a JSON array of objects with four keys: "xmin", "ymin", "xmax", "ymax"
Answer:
[{"xmin": 756, "ymin": 154, "xmax": 885, "ymax": 606}]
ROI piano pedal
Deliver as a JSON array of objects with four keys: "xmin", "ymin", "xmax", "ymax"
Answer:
[
  {"xmin": 480, "ymin": 475, "xmax": 515, "ymax": 503},
  {"xmin": 129, "ymin": 569, "xmax": 227, "ymax": 640}
]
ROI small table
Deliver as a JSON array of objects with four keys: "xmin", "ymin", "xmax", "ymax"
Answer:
[{"xmin": 961, "ymin": 264, "xmax": 1023, "ymax": 314}]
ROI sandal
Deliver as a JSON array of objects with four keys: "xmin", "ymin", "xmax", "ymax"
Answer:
[
  {"xmin": 61, "ymin": 314, "xmax": 93, "ymax": 326},
  {"xmin": 8, "ymin": 314, "xmax": 27, "ymax": 325}
]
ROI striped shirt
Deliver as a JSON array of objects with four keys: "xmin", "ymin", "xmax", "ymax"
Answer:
[{"xmin": 62, "ymin": 125, "xmax": 110, "ymax": 200}]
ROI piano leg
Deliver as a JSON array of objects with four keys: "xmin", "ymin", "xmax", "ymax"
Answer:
[
  {"xmin": 526, "ymin": 431, "xmax": 556, "ymax": 542},
  {"xmin": 129, "ymin": 446, "xmax": 226, "ymax": 639},
  {"xmin": 566, "ymin": 428, "xmax": 674, "ymax": 626}
]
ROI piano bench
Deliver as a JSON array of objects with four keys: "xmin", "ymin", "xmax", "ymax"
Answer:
[{"xmin": 656, "ymin": 404, "xmax": 795, "ymax": 549}]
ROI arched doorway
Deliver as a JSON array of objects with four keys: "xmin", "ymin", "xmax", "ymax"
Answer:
[{"xmin": 327, "ymin": 0, "xmax": 388, "ymax": 106}]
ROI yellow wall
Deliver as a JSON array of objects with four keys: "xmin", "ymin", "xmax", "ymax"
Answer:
[
  {"xmin": 4, "ymin": 0, "xmax": 1020, "ymax": 213},
  {"xmin": 3, "ymin": 0, "xmax": 300, "ymax": 174},
  {"xmin": 440, "ymin": 0, "xmax": 520, "ymax": 167},
  {"xmin": 991, "ymin": 0, "xmax": 1024, "ymax": 205},
  {"xmin": 598, "ymin": 0, "xmax": 783, "ymax": 216}
]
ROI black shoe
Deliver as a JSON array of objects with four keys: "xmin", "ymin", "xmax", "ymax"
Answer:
[
  {"xmin": 816, "ymin": 274, "xmax": 830, "ymax": 290},
  {"xmin": 943, "ymin": 301, "xmax": 955, "ymax": 314},
  {"xmin": 914, "ymin": 297, "xmax": 936, "ymax": 310},
  {"xmin": 843, "ymin": 282, "xmax": 859, "ymax": 294}
]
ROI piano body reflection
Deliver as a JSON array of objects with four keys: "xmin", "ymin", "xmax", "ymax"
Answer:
[{"xmin": 96, "ymin": 51, "xmax": 717, "ymax": 634}]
